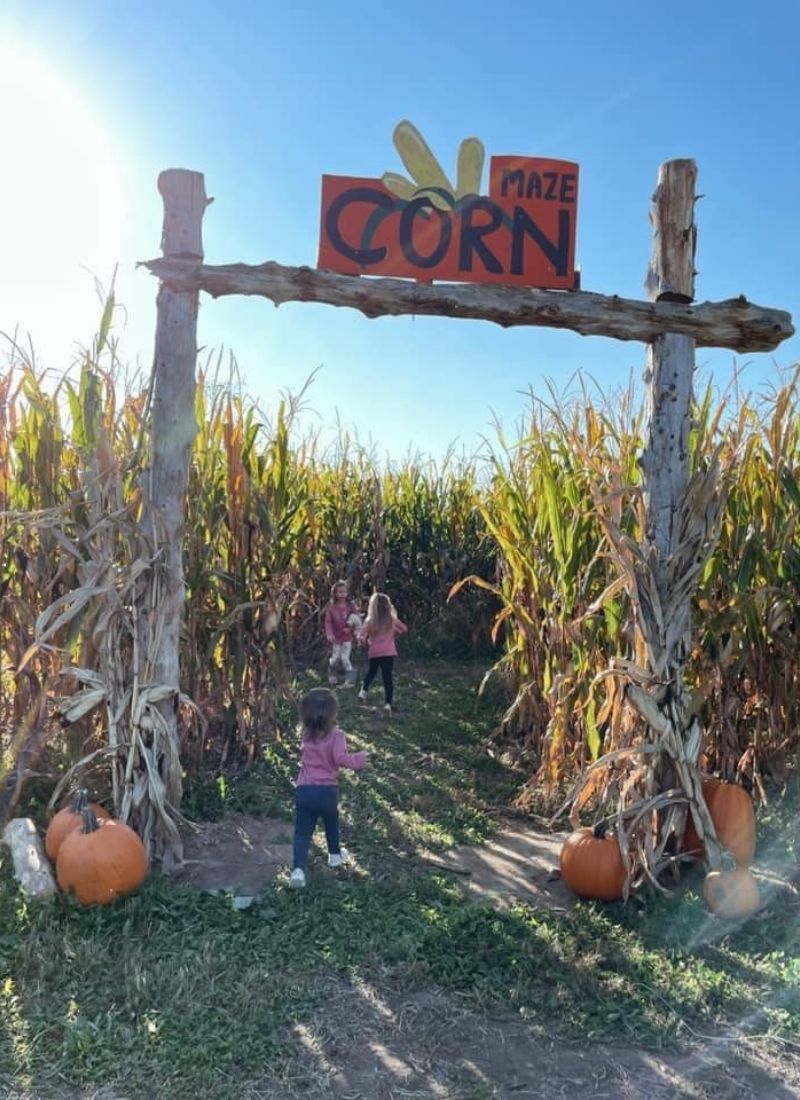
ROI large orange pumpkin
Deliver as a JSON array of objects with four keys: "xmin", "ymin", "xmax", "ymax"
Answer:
[
  {"xmin": 704, "ymin": 867, "xmax": 760, "ymax": 919},
  {"xmin": 683, "ymin": 779, "xmax": 756, "ymax": 866},
  {"xmin": 560, "ymin": 822, "xmax": 627, "ymax": 901},
  {"xmin": 45, "ymin": 789, "xmax": 112, "ymax": 862},
  {"xmin": 56, "ymin": 808, "xmax": 149, "ymax": 905}
]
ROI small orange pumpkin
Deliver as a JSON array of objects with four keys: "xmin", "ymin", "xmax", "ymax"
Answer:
[
  {"xmin": 704, "ymin": 867, "xmax": 760, "ymax": 919},
  {"xmin": 560, "ymin": 821, "xmax": 627, "ymax": 901},
  {"xmin": 45, "ymin": 789, "xmax": 112, "ymax": 862},
  {"xmin": 56, "ymin": 807, "xmax": 149, "ymax": 905},
  {"xmin": 683, "ymin": 778, "xmax": 756, "ymax": 866}
]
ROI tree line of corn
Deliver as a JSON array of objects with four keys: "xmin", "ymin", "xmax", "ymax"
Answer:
[{"xmin": 1, "ymin": 319, "xmax": 798, "ymax": 816}]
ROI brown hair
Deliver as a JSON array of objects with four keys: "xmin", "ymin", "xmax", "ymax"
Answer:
[
  {"xmin": 329, "ymin": 580, "xmax": 349, "ymax": 603},
  {"xmin": 299, "ymin": 687, "xmax": 338, "ymax": 742},
  {"xmin": 364, "ymin": 592, "xmax": 396, "ymax": 638}
]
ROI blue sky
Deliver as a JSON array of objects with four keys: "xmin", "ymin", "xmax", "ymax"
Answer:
[{"xmin": 1, "ymin": 1, "xmax": 798, "ymax": 459}]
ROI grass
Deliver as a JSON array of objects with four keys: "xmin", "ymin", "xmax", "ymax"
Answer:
[
  {"xmin": 182, "ymin": 659, "xmax": 518, "ymax": 853},
  {"xmin": 2, "ymin": 662, "xmax": 799, "ymax": 1099}
]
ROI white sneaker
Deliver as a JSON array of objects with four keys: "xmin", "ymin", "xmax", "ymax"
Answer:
[
  {"xmin": 328, "ymin": 847, "xmax": 350, "ymax": 868},
  {"xmin": 383, "ymin": 703, "xmax": 392, "ymax": 715},
  {"xmin": 358, "ymin": 689, "xmax": 367, "ymax": 701},
  {"xmin": 289, "ymin": 868, "xmax": 306, "ymax": 888}
]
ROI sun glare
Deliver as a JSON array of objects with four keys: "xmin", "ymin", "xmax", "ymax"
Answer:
[{"xmin": 0, "ymin": 36, "xmax": 125, "ymax": 363}]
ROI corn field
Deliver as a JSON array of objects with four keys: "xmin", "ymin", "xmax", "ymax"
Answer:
[
  {"xmin": 0, "ymin": 335, "xmax": 496, "ymax": 813},
  {"xmin": 460, "ymin": 372, "xmax": 800, "ymax": 812},
  {"xmin": 1, "ymin": 320, "xmax": 798, "ymax": 820}
]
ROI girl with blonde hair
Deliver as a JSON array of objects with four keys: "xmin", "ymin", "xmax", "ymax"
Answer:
[{"xmin": 357, "ymin": 593, "xmax": 408, "ymax": 715}]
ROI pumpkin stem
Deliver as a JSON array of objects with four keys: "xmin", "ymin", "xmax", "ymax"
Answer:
[
  {"xmin": 80, "ymin": 807, "xmax": 102, "ymax": 834},
  {"xmin": 70, "ymin": 789, "xmax": 89, "ymax": 813}
]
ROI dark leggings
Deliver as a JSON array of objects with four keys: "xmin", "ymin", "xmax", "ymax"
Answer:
[
  {"xmin": 363, "ymin": 656, "xmax": 394, "ymax": 704},
  {"xmin": 293, "ymin": 785, "xmax": 340, "ymax": 871}
]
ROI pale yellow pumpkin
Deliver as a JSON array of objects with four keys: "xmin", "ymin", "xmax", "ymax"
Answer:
[{"xmin": 704, "ymin": 867, "xmax": 760, "ymax": 919}]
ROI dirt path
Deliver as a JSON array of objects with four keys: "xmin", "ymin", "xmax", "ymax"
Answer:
[
  {"xmin": 25, "ymin": 988, "xmax": 799, "ymax": 1100},
  {"xmin": 422, "ymin": 820, "xmax": 576, "ymax": 911},
  {"xmin": 247, "ymin": 984, "xmax": 800, "ymax": 1099},
  {"xmin": 171, "ymin": 812, "xmax": 294, "ymax": 897},
  {"xmin": 9, "ymin": 815, "xmax": 798, "ymax": 1099},
  {"xmin": 161, "ymin": 814, "xmax": 800, "ymax": 1098},
  {"xmin": 171, "ymin": 813, "xmax": 577, "ymax": 912}
]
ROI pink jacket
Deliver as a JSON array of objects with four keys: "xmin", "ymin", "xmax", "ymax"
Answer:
[
  {"xmin": 360, "ymin": 618, "xmax": 408, "ymax": 658},
  {"xmin": 324, "ymin": 601, "xmax": 358, "ymax": 644},
  {"xmin": 296, "ymin": 727, "xmax": 367, "ymax": 786}
]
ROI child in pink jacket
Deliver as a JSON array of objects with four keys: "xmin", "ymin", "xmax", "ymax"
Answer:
[
  {"xmin": 323, "ymin": 580, "xmax": 361, "ymax": 686},
  {"xmin": 290, "ymin": 688, "xmax": 368, "ymax": 889},
  {"xmin": 357, "ymin": 592, "xmax": 408, "ymax": 715}
]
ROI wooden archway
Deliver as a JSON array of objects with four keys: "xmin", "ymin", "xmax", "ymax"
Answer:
[{"xmin": 133, "ymin": 162, "xmax": 792, "ymax": 869}]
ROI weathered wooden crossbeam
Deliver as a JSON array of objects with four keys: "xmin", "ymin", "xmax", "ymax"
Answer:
[{"xmin": 142, "ymin": 256, "xmax": 793, "ymax": 353}]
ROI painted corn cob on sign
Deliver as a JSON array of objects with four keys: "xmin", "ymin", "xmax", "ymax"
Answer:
[{"xmin": 318, "ymin": 121, "xmax": 579, "ymax": 290}]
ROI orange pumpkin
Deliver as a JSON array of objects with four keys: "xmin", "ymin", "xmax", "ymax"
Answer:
[
  {"xmin": 56, "ymin": 807, "xmax": 149, "ymax": 905},
  {"xmin": 560, "ymin": 822, "xmax": 627, "ymax": 901},
  {"xmin": 704, "ymin": 867, "xmax": 760, "ymax": 919},
  {"xmin": 683, "ymin": 779, "xmax": 756, "ymax": 866},
  {"xmin": 45, "ymin": 789, "xmax": 112, "ymax": 862}
]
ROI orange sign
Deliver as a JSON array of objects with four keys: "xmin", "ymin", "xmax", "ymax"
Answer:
[{"xmin": 318, "ymin": 124, "xmax": 579, "ymax": 290}]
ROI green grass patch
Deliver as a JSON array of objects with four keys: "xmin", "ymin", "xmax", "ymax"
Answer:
[
  {"xmin": 182, "ymin": 660, "xmax": 517, "ymax": 859},
  {"xmin": 2, "ymin": 662, "xmax": 799, "ymax": 1098}
]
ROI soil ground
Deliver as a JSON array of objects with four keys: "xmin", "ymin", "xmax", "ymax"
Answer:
[
  {"xmin": 24, "ymin": 1001, "xmax": 799, "ymax": 1100},
  {"xmin": 226, "ymin": 986, "xmax": 800, "ymax": 1100},
  {"xmin": 4, "ymin": 665, "xmax": 799, "ymax": 1099},
  {"xmin": 172, "ymin": 813, "xmax": 294, "ymax": 898},
  {"xmin": 5, "ymin": 823, "xmax": 800, "ymax": 1100},
  {"xmin": 172, "ymin": 812, "xmax": 576, "ymax": 912},
  {"xmin": 158, "ymin": 814, "xmax": 800, "ymax": 1100}
]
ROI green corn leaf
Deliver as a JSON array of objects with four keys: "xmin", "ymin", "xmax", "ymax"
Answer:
[{"xmin": 585, "ymin": 696, "xmax": 601, "ymax": 761}]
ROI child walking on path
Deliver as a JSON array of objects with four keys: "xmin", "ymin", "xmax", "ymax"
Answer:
[
  {"xmin": 323, "ymin": 580, "xmax": 361, "ymax": 686},
  {"xmin": 357, "ymin": 592, "xmax": 408, "ymax": 715},
  {"xmin": 290, "ymin": 688, "xmax": 368, "ymax": 888}
]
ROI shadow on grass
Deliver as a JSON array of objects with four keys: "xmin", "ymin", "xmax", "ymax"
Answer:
[
  {"xmin": 3, "ymin": 661, "xmax": 799, "ymax": 1098},
  {"xmin": 2, "ymin": 863, "xmax": 800, "ymax": 1099},
  {"xmin": 182, "ymin": 661, "xmax": 522, "ymax": 866}
]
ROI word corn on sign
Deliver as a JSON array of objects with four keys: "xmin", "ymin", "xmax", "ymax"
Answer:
[{"xmin": 318, "ymin": 121, "xmax": 579, "ymax": 290}]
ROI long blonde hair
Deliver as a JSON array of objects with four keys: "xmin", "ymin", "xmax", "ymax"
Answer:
[{"xmin": 364, "ymin": 592, "xmax": 396, "ymax": 638}]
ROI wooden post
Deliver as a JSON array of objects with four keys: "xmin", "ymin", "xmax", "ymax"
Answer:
[
  {"xmin": 641, "ymin": 160, "xmax": 697, "ymax": 678},
  {"xmin": 133, "ymin": 170, "xmax": 209, "ymax": 868},
  {"xmin": 2, "ymin": 818, "xmax": 57, "ymax": 899},
  {"xmin": 636, "ymin": 160, "xmax": 722, "ymax": 868}
]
